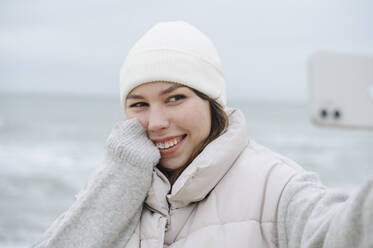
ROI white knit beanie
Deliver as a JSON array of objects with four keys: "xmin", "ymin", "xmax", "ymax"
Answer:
[{"xmin": 119, "ymin": 21, "xmax": 226, "ymax": 108}]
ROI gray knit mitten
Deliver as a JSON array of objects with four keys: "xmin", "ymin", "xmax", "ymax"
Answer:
[
  {"xmin": 33, "ymin": 118, "xmax": 160, "ymax": 248},
  {"xmin": 105, "ymin": 118, "xmax": 161, "ymax": 167}
]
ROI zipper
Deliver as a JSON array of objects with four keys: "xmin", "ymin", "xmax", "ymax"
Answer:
[{"xmin": 144, "ymin": 203, "xmax": 171, "ymax": 231}]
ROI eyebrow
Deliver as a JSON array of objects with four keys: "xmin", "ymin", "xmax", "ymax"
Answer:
[
  {"xmin": 126, "ymin": 84, "xmax": 184, "ymax": 100},
  {"xmin": 126, "ymin": 94, "xmax": 144, "ymax": 100},
  {"xmin": 160, "ymin": 84, "xmax": 184, "ymax": 95}
]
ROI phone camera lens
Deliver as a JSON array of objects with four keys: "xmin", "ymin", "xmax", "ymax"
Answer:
[
  {"xmin": 320, "ymin": 109, "xmax": 328, "ymax": 119},
  {"xmin": 334, "ymin": 110, "xmax": 341, "ymax": 119}
]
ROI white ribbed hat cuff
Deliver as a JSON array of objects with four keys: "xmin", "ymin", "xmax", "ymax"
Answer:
[{"xmin": 120, "ymin": 49, "xmax": 226, "ymax": 107}]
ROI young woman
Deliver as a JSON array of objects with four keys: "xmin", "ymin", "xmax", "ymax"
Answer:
[{"xmin": 34, "ymin": 21, "xmax": 373, "ymax": 248}]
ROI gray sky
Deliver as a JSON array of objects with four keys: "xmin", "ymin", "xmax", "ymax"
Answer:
[{"xmin": 1, "ymin": 0, "xmax": 372, "ymax": 103}]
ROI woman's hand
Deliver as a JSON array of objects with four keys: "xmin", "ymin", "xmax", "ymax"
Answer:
[
  {"xmin": 105, "ymin": 118, "xmax": 160, "ymax": 167},
  {"xmin": 33, "ymin": 118, "xmax": 161, "ymax": 248}
]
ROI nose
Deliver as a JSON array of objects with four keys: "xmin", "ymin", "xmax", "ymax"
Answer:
[{"xmin": 147, "ymin": 106, "xmax": 170, "ymax": 132}]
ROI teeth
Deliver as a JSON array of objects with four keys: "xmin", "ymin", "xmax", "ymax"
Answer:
[{"xmin": 156, "ymin": 137, "xmax": 181, "ymax": 149}]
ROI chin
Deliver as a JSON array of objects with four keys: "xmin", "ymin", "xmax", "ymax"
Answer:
[{"xmin": 160, "ymin": 159, "xmax": 187, "ymax": 171}]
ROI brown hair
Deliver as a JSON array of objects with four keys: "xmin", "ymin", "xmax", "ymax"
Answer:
[{"xmin": 157, "ymin": 89, "xmax": 229, "ymax": 185}]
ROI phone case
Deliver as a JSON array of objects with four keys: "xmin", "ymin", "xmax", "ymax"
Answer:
[{"xmin": 307, "ymin": 51, "xmax": 373, "ymax": 129}]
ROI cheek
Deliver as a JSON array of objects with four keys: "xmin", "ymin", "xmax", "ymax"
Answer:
[
  {"xmin": 125, "ymin": 111, "xmax": 136, "ymax": 121},
  {"xmin": 125, "ymin": 112, "xmax": 148, "ymax": 129},
  {"xmin": 178, "ymin": 100, "xmax": 211, "ymax": 138},
  {"xmin": 197, "ymin": 107, "xmax": 211, "ymax": 138}
]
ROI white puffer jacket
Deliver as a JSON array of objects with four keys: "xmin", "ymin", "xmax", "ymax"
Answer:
[
  {"xmin": 125, "ymin": 109, "xmax": 304, "ymax": 248},
  {"xmin": 34, "ymin": 108, "xmax": 373, "ymax": 248}
]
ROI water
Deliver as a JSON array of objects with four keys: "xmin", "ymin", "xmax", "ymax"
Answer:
[{"xmin": 1, "ymin": 94, "xmax": 373, "ymax": 247}]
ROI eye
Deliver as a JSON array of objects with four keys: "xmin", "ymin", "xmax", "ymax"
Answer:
[
  {"xmin": 168, "ymin": 95, "xmax": 186, "ymax": 103},
  {"xmin": 129, "ymin": 102, "xmax": 148, "ymax": 108}
]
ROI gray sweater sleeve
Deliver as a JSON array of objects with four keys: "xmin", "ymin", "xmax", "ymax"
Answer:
[
  {"xmin": 33, "ymin": 118, "xmax": 160, "ymax": 248},
  {"xmin": 277, "ymin": 172, "xmax": 373, "ymax": 248}
]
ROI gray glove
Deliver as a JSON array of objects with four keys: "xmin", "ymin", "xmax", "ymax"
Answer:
[
  {"xmin": 105, "ymin": 118, "xmax": 160, "ymax": 167},
  {"xmin": 33, "ymin": 118, "xmax": 161, "ymax": 248}
]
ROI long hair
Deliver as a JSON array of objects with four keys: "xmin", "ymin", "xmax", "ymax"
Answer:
[{"xmin": 157, "ymin": 89, "xmax": 229, "ymax": 185}]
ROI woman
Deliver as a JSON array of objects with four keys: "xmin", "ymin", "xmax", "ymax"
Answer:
[{"xmin": 34, "ymin": 21, "xmax": 373, "ymax": 248}]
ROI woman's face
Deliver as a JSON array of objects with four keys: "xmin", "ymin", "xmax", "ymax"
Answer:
[{"xmin": 125, "ymin": 81, "xmax": 211, "ymax": 170}]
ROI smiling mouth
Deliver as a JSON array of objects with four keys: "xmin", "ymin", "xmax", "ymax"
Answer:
[{"xmin": 155, "ymin": 135, "xmax": 186, "ymax": 150}]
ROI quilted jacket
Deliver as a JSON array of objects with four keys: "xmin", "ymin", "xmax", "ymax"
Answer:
[{"xmin": 125, "ymin": 109, "xmax": 303, "ymax": 247}]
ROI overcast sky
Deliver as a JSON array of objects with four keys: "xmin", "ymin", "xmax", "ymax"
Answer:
[{"xmin": 1, "ymin": 0, "xmax": 372, "ymax": 102}]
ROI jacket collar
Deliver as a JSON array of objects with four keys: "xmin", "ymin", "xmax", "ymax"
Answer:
[{"xmin": 145, "ymin": 108, "xmax": 249, "ymax": 212}]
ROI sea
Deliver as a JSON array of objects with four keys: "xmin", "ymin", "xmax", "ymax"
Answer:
[{"xmin": 1, "ymin": 94, "xmax": 373, "ymax": 247}]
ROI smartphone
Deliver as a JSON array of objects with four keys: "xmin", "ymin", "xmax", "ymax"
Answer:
[{"xmin": 307, "ymin": 51, "xmax": 373, "ymax": 129}]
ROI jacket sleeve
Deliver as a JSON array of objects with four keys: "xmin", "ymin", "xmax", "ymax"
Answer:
[
  {"xmin": 277, "ymin": 172, "xmax": 373, "ymax": 248},
  {"xmin": 32, "ymin": 118, "xmax": 161, "ymax": 248}
]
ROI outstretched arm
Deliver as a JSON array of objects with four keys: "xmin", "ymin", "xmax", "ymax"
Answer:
[
  {"xmin": 278, "ymin": 172, "xmax": 373, "ymax": 248},
  {"xmin": 33, "ymin": 118, "xmax": 160, "ymax": 248}
]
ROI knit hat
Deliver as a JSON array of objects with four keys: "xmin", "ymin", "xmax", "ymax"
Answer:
[{"xmin": 119, "ymin": 21, "xmax": 226, "ymax": 108}]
